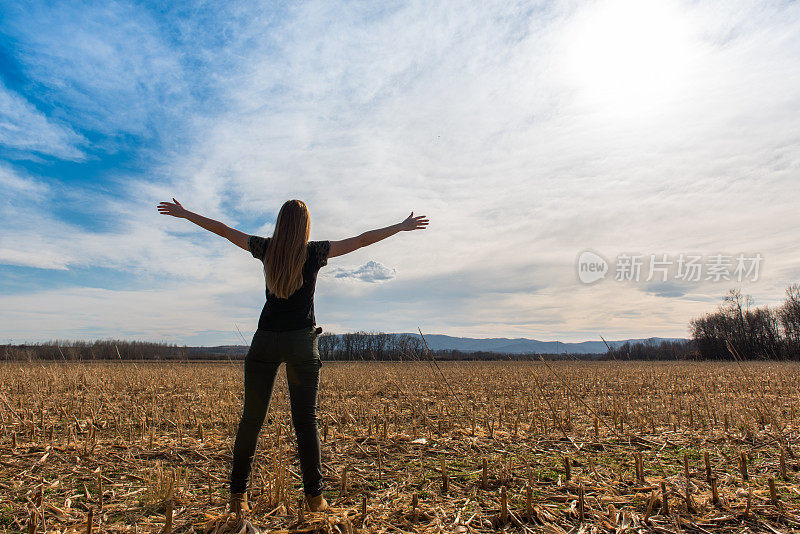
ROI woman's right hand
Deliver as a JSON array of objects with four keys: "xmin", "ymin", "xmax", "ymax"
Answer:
[{"xmin": 399, "ymin": 212, "xmax": 429, "ymax": 231}]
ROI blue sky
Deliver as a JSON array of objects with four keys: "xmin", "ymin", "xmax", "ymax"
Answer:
[{"xmin": 1, "ymin": 0, "xmax": 799, "ymax": 345}]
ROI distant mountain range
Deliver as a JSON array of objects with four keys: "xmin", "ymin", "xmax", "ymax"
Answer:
[
  {"xmin": 189, "ymin": 334, "xmax": 688, "ymax": 356},
  {"xmin": 398, "ymin": 334, "xmax": 688, "ymax": 355}
]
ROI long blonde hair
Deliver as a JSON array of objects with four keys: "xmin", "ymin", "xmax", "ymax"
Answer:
[{"xmin": 263, "ymin": 200, "xmax": 310, "ymax": 299}]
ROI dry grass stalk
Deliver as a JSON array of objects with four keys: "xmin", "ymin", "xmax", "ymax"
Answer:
[
  {"xmin": 499, "ymin": 486, "xmax": 508, "ymax": 524},
  {"xmin": 740, "ymin": 451, "xmax": 749, "ymax": 481},
  {"xmin": 768, "ymin": 477, "xmax": 779, "ymax": 507},
  {"xmin": 711, "ymin": 477, "xmax": 719, "ymax": 505},
  {"xmin": 339, "ymin": 465, "xmax": 348, "ymax": 498},
  {"xmin": 440, "ymin": 458, "xmax": 449, "ymax": 493},
  {"xmin": 635, "ymin": 451, "xmax": 644, "ymax": 484},
  {"xmin": 525, "ymin": 483, "xmax": 533, "ymax": 518},
  {"xmin": 780, "ymin": 446, "xmax": 788, "ymax": 480}
]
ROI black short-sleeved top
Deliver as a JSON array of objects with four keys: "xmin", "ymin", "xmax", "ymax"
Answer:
[{"xmin": 248, "ymin": 235, "xmax": 331, "ymax": 332}]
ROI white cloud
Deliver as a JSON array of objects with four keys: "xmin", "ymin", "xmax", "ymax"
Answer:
[
  {"xmin": 0, "ymin": 82, "xmax": 85, "ymax": 160},
  {"xmin": 0, "ymin": 248, "xmax": 68, "ymax": 270},
  {"xmin": 169, "ymin": 0, "xmax": 799, "ymax": 340},
  {"xmin": 327, "ymin": 260, "xmax": 397, "ymax": 283},
  {"xmin": 0, "ymin": 284, "xmax": 263, "ymax": 345},
  {"xmin": 0, "ymin": 164, "xmax": 49, "ymax": 196},
  {"xmin": 1, "ymin": 2, "xmax": 189, "ymax": 141}
]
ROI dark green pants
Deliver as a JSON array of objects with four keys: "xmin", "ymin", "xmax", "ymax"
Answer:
[{"xmin": 230, "ymin": 326, "xmax": 323, "ymax": 496}]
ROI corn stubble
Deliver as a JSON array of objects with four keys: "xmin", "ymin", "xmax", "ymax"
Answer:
[{"xmin": 1, "ymin": 360, "xmax": 800, "ymax": 533}]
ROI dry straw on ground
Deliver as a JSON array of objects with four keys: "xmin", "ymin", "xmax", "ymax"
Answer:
[{"xmin": 2, "ymin": 360, "xmax": 800, "ymax": 533}]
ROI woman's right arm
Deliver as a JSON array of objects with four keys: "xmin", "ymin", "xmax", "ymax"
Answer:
[
  {"xmin": 329, "ymin": 212, "xmax": 429, "ymax": 258},
  {"xmin": 157, "ymin": 198, "xmax": 250, "ymax": 251}
]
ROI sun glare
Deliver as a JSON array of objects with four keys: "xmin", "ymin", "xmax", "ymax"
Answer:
[{"xmin": 561, "ymin": 0, "xmax": 696, "ymax": 116}]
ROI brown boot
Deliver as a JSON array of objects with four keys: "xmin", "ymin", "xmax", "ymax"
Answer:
[
  {"xmin": 305, "ymin": 493, "xmax": 328, "ymax": 512},
  {"xmin": 230, "ymin": 492, "xmax": 249, "ymax": 518}
]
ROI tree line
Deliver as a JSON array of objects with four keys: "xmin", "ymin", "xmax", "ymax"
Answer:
[
  {"xmin": 1, "ymin": 335, "xmax": 691, "ymax": 361},
  {"xmin": 599, "ymin": 339, "xmax": 695, "ymax": 361},
  {"xmin": 318, "ymin": 334, "xmax": 560, "ymax": 361},
  {"xmin": 1, "ymin": 339, "xmax": 189, "ymax": 361},
  {"xmin": 317, "ymin": 332, "xmax": 424, "ymax": 360},
  {"xmin": 690, "ymin": 285, "xmax": 800, "ymax": 360}
]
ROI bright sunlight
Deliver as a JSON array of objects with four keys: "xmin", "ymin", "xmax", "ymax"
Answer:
[{"xmin": 561, "ymin": 0, "xmax": 697, "ymax": 117}]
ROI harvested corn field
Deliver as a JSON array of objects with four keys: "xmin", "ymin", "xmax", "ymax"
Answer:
[{"xmin": 2, "ymin": 360, "xmax": 800, "ymax": 533}]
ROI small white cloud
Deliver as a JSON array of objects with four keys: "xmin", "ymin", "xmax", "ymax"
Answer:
[
  {"xmin": 0, "ymin": 82, "xmax": 85, "ymax": 160},
  {"xmin": 0, "ymin": 248, "xmax": 69, "ymax": 270},
  {"xmin": 0, "ymin": 164, "xmax": 49, "ymax": 196},
  {"xmin": 328, "ymin": 260, "xmax": 396, "ymax": 283}
]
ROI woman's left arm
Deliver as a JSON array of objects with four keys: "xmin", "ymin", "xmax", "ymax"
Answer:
[{"xmin": 157, "ymin": 198, "xmax": 249, "ymax": 251}]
